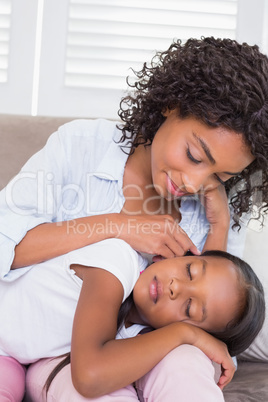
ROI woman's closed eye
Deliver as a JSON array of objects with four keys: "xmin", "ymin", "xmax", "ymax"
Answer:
[
  {"xmin": 186, "ymin": 144, "xmax": 238, "ymax": 185},
  {"xmin": 214, "ymin": 173, "xmax": 226, "ymax": 185},
  {"xmin": 186, "ymin": 145, "xmax": 201, "ymax": 164}
]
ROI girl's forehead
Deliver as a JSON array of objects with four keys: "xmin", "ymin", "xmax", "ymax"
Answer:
[
  {"xmin": 196, "ymin": 255, "xmax": 236, "ymax": 269},
  {"xmin": 186, "ymin": 256, "xmax": 237, "ymax": 276}
]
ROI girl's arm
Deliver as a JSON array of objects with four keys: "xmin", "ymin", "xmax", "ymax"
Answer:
[
  {"xmin": 202, "ymin": 185, "xmax": 230, "ymax": 252},
  {"xmin": 12, "ymin": 213, "xmax": 199, "ymax": 269},
  {"xmin": 71, "ymin": 266, "xmax": 235, "ymax": 399}
]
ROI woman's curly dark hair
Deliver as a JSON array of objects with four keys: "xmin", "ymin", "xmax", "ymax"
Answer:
[{"xmin": 118, "ymin": 37, "xmax": 268, "ymax": 228}]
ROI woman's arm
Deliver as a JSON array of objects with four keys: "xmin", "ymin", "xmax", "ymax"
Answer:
[
  {"xmin": 12, "ymin": 213, "xmax": 200, "ymax": 268},
  {"xmin": 12, "ymin": 214, "xmax": 115, "ymax": 268},
  {"xmin": 70, "ymin": 266, "xmax": 235, "ymax": 399}
]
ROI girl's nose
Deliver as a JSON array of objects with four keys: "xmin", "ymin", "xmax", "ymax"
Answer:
[{"xmin": 169, "ymin": 278, "xmax": 182, "ymax": 300}]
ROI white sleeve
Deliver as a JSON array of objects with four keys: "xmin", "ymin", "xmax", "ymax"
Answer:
[
  {"xmin": 66, "ymin": 239, "xmax": 148, "ymax": 301},
  {"xmin": 0, "ymin": 124, "xmax": 70, "ymax": 280},
  {"xmin": 0, "ymin": 118, "xmax": 120, "ymax": 281},
  {"xmin": 180, "ymin": 197, "xmax": 249, "ymax": 258}
]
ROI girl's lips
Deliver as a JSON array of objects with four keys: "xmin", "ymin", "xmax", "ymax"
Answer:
[
  {"xmin": 166, "ymin": 174, "xmax": 187, "ymax": 198},
  {"xmin": 149, "ymin": 276, "xmax": 163, "ymax": 304}
]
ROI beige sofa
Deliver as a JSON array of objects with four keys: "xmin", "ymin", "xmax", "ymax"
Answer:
[{"xmin": 0, "ymin": 114, "xmax": 267, "ymax": 401}]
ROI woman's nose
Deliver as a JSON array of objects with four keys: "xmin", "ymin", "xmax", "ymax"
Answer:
[{"xmin": 182, "ymin": 172, "xmax": 214, "ymax": 194}]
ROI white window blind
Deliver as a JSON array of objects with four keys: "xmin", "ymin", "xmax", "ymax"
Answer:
[
  {"xmin": 0, "ymin": 0, "xmax": 11, "ymax": 83},
  {"xmin": 0, "ymin": 0, "xmax": 38, "ymax": 115},
  {"xmin": 0, "ymin": 0, "xmax": 267, "ymax": 118},
  {"xmin": 38, "ymin": 0, "xmax": 245, "ymax": 119},
  {"xmin": 65, "ymin": 0, "xmax": 238, "ymax": 91}
]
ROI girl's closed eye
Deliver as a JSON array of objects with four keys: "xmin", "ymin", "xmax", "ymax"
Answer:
[
  {"xmin": 186, "ymin": 263, "xmax": 192, "ymax": 280},
  {"xmin": 186, "ymin": 145, "xmax": 201, "ymax": 164},
  {"xmin": 186, "ymin": 298, "xmax": 192, "ymax": 318}
]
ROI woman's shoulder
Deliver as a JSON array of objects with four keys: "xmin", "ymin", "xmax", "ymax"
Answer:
[{"xmin": 58, "ymin": 118, "xmax": 121, "ymax": 142}]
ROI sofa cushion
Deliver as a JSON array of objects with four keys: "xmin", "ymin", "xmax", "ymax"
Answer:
[
  {"xmin": 0, "ymin": 114, "xmax": 73, "ymax": 190},
  {"xmin": 223, "ymin": 361, "xmax": 268, "ymax": 401},
  {"xmin": 238, "ymin": 214, "xmax": 268, "ymax": 362}
]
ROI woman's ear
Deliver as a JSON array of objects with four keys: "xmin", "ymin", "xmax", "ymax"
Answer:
[
  {"xmin": 161, "ymin": 108, "xmax": 171, "ymax": 117},
  {"xmin": 161, "ymin": 108, "xmax": 170, "ymax": 117},
  {"xmin": 161, "ymin": 108, "xmax": 178, "ymax": 117}
]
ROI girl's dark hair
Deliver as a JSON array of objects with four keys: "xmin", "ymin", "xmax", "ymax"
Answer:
[
  {"xmin": 45, "ymin": 249, "xmax": 265, "ymax": 392},
  {"xmin": 118, "ymin": 37, "xmax": 268, "ymax": 228},
  {"xmin": 201, "ymin": 249, "xmax": 265, "ymax": 356}
]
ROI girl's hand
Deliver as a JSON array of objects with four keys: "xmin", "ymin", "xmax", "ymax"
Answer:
[
  {"xmin": 191, "ymin": 326, "xmax": 236, "ymax": 389},
  {"xmin": 112, "ymin": 213, "xmax": 200, "ymax": 258}
]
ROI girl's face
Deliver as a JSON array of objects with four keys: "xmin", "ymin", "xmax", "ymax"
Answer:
[
  {"xmin": 151, "ymin": 109, "xmax": 254, "ymax": 199},
  {"xmin": 132, "ymin": 255, "xmax": 242, "ymax": 333}
]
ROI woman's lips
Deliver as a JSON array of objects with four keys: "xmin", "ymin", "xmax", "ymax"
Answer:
[
  {"xmin": 149, "ymin": 276, "xmax": 163, "ymax": 304},
  {"xmin": 166, "ymin": 174, "xmax": 187, "ymax": 198}
]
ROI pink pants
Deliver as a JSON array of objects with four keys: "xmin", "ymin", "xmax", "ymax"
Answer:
[
  {"xmin": 0, "ymin": 356, "xmax": 26, "ymax": 402},
  {"xmin": 1, "ymin": 346, "xmax": 224, "ymax": 402}
]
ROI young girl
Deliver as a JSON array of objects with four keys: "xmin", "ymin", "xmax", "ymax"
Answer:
[
  {"xmin": 0, "ymin": 239, "xmax": 265, "ymax": 402},
  {"xmin": 0, "ymin": 37, "xmax": 267, "ymax": 400}
]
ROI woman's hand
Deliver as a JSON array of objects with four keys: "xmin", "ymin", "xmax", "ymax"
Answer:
[
  {"xmin": 112, "ymin": 213, "xmax": 200, "ymax": 258},
  {"xmin": 200, "ymin": 185, "xmax": 231, "ymax": 251},
  {"xmin": 191, "ymin": 326, "xmax": 236, "ymax": 389},
  {"xmin": 12, "ymin": 212, "xmax": 199, "ymax": 268},
  {"xmin": 201, "ymin": 185, "xmax": 230, "ymax": 227}
]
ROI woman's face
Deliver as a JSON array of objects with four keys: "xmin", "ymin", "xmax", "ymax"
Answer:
[
  {"xmin": 132, "ymin": 255, "xmax": 242, "ymax": 332},
  {"xmin": 151, "ymin": 109, "xmax": 254, "ymax": 199}
]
